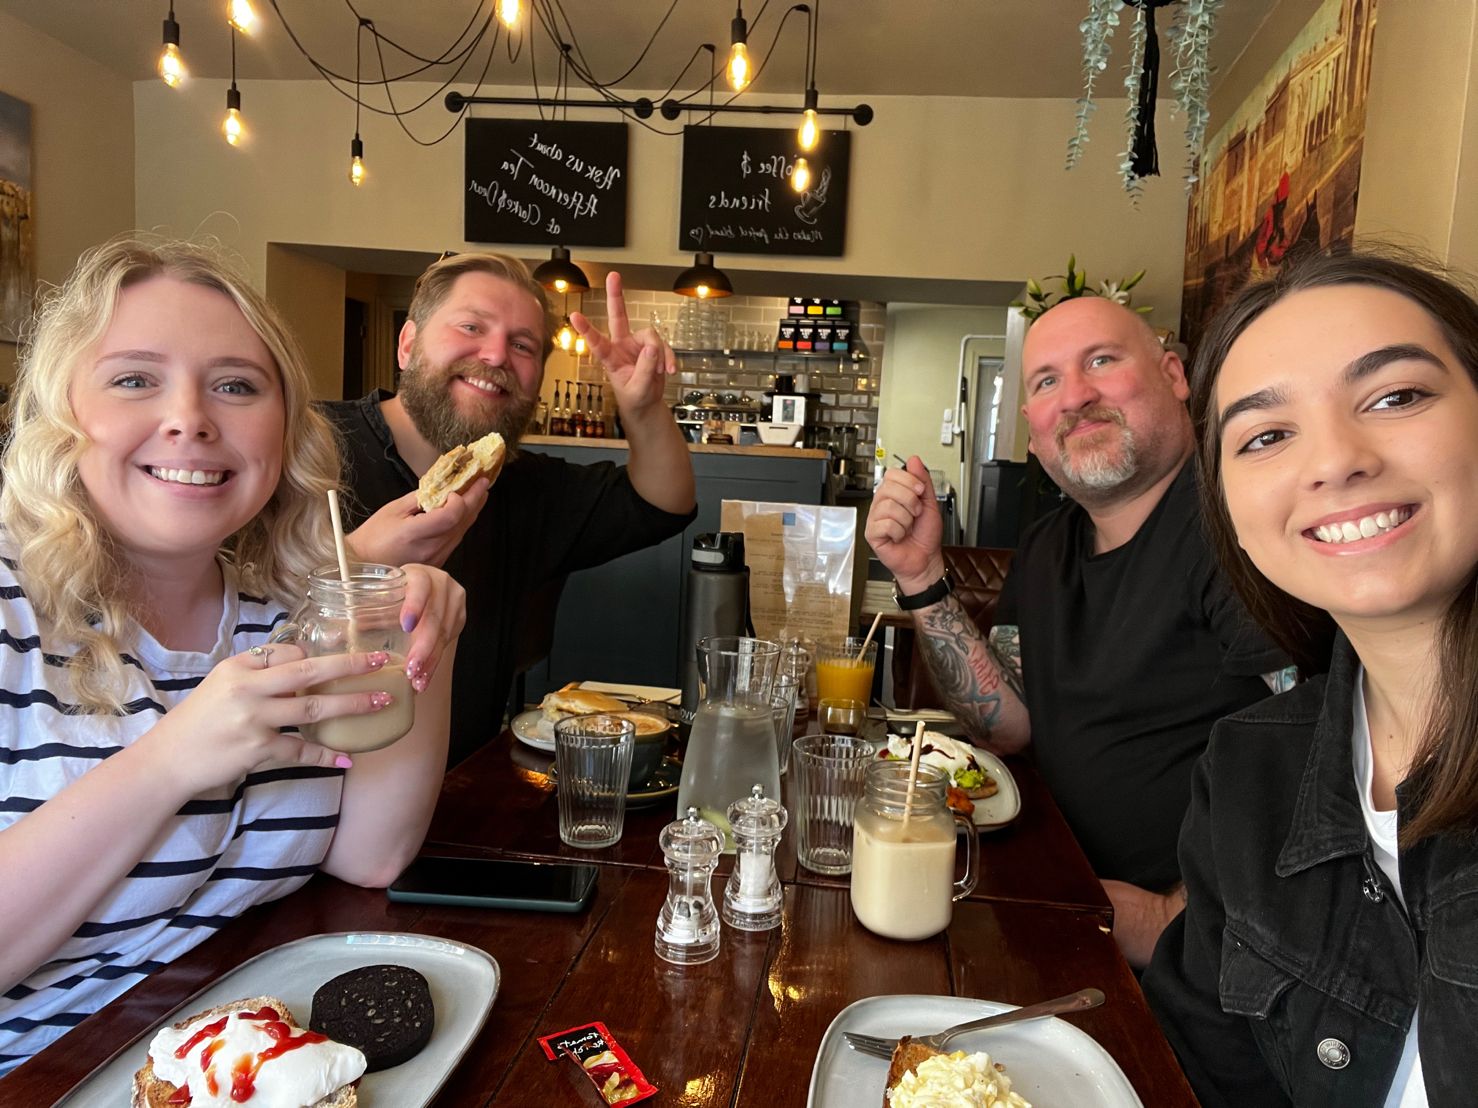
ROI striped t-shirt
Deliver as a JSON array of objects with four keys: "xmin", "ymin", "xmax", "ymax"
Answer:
[{"xmin": 0, "ymin": 550, "xmax": 344, "ymax": 1074}]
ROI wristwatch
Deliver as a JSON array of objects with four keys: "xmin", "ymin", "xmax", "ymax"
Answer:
[{"xmin": 893, "ymin": 570, "xmax": 952, "ymax": 611}]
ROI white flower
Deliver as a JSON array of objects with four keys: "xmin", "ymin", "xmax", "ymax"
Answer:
[{"xmin": 1096, "ymin": 279, "xmax": 1131, "ymax": 304}]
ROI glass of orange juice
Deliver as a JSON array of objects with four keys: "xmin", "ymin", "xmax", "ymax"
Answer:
[{"xmin": 815, "ymin": 636, "xmax": 877, "ymax": 707}]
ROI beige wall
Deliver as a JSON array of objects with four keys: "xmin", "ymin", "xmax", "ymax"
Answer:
[
  {"xmin": 132, "ymin": 79, "xmax": 1192, "ymax": 324},
  {"xmin": 0, "ymin": 11, "xmax": 135, "ymax": 380},
  {"xmin": 265, "ymin": 244, "xmax": 346, "ymax": 400},
  {"xmin": 1355, "ymin": 0, "xmax": 1478, "ymax": 268}
]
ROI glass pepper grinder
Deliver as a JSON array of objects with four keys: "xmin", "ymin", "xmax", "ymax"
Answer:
[
  {"xmin": 656, "ymin": 806, "xmax": 725, "ymax": 965},
  {"xmin": 723, "ymin": 784, "xmax": 787, "ymax": 931}
]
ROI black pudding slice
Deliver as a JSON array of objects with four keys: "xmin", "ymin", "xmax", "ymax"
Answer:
[{"xmin": 310, "ymin": 964, "xmax": 435, "ymax": 1071}]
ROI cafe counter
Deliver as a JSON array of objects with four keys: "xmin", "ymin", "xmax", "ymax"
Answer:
[
  {"xmin": 517, "ymin": 437, "xmax": 833, "ymax": 703},
  {"xmin": 522, "ymin": 433, "xmax": 832, "ymax": 461}
]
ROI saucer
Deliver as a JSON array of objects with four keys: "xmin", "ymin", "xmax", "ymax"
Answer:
[
  {"xmin": 546, "ymin": 756, "xmax": 681, "ymax": 808},
  {"xmin": 626, "ymin": 756, "xmax": 681, "ymax": 808}
]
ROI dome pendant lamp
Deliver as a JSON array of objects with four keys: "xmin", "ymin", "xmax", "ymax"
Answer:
[
  {"xmin": 673, "ymin": 253, "xmax": 733, "ymax": 299},
  {"xmin": 532, "ymin": 246, "xmax": 591, "ymax": 294}
]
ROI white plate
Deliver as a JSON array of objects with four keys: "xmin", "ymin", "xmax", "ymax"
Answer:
[
  {"xmin": 512, "ymin": 708, "xmax": 555, "ymax": 752},
  {"xmin": 970, "ymin": 749, "xmax": 1021, "ymax": 830},
  {"xmin": 577, "ymin": 680, "xmax": 681, "ymax": 702},
  {"xmin": 56, "ymin": 932, "xmax": 499, "ymax": 1108},
  {"xmin": 807, "ymin": 994, "xmax": 1143, "ymax": 1108}
]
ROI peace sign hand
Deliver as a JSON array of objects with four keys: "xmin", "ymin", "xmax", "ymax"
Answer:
[{"xmin": 570, "ymin": 271, "xmax": 676, "ymax": 419}]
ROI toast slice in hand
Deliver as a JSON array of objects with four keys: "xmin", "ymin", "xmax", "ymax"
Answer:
[
  {"xmin": 132, "ymin": 996, "xmax": 360, "ymax": 1108},
  {"xmin": 416, "ymin": 430, "xmax": 506, "ymax": 512}
]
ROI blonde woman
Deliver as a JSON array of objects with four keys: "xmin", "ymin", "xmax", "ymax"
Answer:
[{"xmin": 0, "ymin": 238, "xmax": 465, "ymax": 1072}]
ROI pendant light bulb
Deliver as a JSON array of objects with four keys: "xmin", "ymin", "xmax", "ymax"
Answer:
[
  {"xmin": 553, "ymin": 277, "xmax": 569, "ymax": 293},
  {"xmin": 797, "ymin": 87, "xmax": 820, "ymax": 152},
  {"xmin": 348, "ymin": 136, "xmax": 365, "ymax": 187},
  {"xmin": 798, "ymin": 109, "xmax": 819, "ymax": 153},
  {"xmin": 557, "ymin": 317, "xmax": 576, "ymax": 351},
  {"xmin": 158, "ymin": 42, "xmax": 185, "ymax": 87},
  {"xmin": 792, "ymin": 156, "xmax": 811, "ymax": 193},
  {"xmin": 727, "ymin": 10, "xmax": 751, "ymax": 92},
  {"xmin": 222, "ymin": 87, "xmax": 244, "ymax": 146},
  {"xmin": 574, "ymin": 335, "xmax": 587, "ymax": 356},
  {"xmin": 497, "ymin": 0, "xmax": 520, "ymax": 28},
  {"xmin": 159, "ymin": 8, "xmax": 185, "ymax": 87},
  {"xmin": 226, "ymin": 0, "xmax": 256, "ymax": 34}
]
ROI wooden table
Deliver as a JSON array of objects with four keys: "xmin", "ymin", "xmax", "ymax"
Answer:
[{"xmin": 3, "ymin": 732, "xmax": 1193, "ymax": 1107}]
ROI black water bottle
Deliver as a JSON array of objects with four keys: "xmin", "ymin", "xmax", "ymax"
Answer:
[{"xmin": 679, "ymin": 532, "xmax": 753, "ymax": 707}]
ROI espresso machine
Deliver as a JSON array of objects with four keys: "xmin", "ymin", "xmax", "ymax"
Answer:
[{"xmin": 761, "ymin": 374, "xmax": 822, "ymax": 448}]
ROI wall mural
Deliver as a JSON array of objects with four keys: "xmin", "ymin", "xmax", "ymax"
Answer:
[
  {"xmin": 1180, "ymin": 0, "xmax": 1378, "ymax": 349},
  {"xmin": 0, "ymin": 90, "xmax": 33, "ymax": 346}
]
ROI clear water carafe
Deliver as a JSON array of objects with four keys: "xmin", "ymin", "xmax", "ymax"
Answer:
[{"xmin": 675, "ymin": 636, "xmax": 781, "ymax": 850}]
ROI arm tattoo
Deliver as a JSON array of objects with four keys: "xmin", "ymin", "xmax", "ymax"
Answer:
[
  {"xmin": 916, "ymin": 593, "xmax": 1005, "ymax": 738},
  {"xmin": 987, "ymin": 625, "xmax": 1024, "ymax": 702}
]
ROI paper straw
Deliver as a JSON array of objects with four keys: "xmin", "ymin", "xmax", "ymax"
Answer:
[
  {"xmin": 902, "ymin": 719, "xmax": 925, "ymax": 828},
  {"xmin": 855, "ymin": 610, "xmax": 884, "ymax": 663},
  {"xmin": 326, "ymin": 489, "xmax": 352, "ymax": 584}
]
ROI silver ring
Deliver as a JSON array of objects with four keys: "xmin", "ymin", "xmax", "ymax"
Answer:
[{"xmin": 248, "ymin": 645, "xmax": 272, "ymax": 669}]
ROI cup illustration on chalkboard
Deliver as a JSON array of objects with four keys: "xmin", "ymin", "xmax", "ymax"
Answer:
[{"xmin": 794, "ymin": 166, "xmax": 831, "ymax": 225}]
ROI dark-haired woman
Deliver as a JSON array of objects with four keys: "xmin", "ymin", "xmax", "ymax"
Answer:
[{"xmin": 1143, "ymin": 247, "xmax": 1478, "ymax": 1108}]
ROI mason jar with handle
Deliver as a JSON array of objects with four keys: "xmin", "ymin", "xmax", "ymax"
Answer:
[
  {"xmin": 850, "ymin": 760, "xmax": 979, "ymax": 939},
  {"xmin": 272, "ymin": 562, "xmax": 415, "ymax": 753}
]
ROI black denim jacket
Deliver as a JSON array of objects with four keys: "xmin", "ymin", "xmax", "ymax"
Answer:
[{"xmin": 1143, "ymin": 635, "xmax": 1478, "ymax": 1107}]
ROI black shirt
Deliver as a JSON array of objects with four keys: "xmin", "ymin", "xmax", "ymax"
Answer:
[
  {"xmin": 322, "ymin": 391, "xmax": 695, "ymax": 765},
  {"xmin": 995, "ymin": 463, "xmax": 1285, "ymax": 888}
]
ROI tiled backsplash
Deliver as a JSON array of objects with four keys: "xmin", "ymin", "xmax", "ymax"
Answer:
[{"xmin": 551, "ymin": 289, "xmax": 885, "ymax": 472}]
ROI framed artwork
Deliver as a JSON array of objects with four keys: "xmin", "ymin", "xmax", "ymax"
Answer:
[
  {"xmin": 0, "ymin": 90, "xmax": 34, "ymax": 346},
  {"xmin": 1180, "ymin": 0, "xmax": 1379, "ymax": 349}
]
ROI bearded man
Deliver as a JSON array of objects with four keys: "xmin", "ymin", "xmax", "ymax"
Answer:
[
  {"xmin": 325, "ymin": 252, "xmax": 695, "ymax": 765},
  {"xmin": 865, "ymin": 296, "xmax": 1290, "ymax": 967}
]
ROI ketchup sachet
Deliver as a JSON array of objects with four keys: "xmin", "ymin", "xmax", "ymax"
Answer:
[{"xmin": 538, "ymin": 1020, "xmax": 657, "ymax": 1105}]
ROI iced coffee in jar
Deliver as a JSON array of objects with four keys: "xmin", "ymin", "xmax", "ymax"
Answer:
[
  {"xmin": 274, "ymin": 563, "xmax": 415, "ymax": 753},
  {"xmin": 850, "ymin": 761, "xmax": 978, "ymax": 940}
]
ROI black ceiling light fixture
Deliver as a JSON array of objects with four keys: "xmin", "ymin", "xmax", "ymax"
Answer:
[
  {"xmin": 673, "ymin": 253, "xmax": 733, "ymax": 299},
  {"xmin": 532, "ymin": 246, "xmax": 591, "ymax": 294}
]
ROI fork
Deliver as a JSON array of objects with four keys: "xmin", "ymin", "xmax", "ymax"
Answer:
[{"xmin": 842, "ymin": 987, "xmax": 1104, "ymax": 1060}]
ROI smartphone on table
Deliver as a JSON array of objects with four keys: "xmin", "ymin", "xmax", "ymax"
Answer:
[{"xmin": 387, "ymin": 854, "xmax": 598, "ymax": 913}]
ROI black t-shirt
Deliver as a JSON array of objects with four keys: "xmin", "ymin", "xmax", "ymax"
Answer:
[
  {"xmin": 322, "ymin": 391, "xmax": 695, "ymax": 765},
  {"xmin": 995, "ymin": 463, "xmax": 1285, "ymax": 889}
]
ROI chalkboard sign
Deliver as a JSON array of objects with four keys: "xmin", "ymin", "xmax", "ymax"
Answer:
[
  {"xmin": 464, "ymin": 118, "xmax": 628, "ymax": 246},
  {"xmin": 678, "ymin": 126, "xmax": 850, "ymax": 257}
]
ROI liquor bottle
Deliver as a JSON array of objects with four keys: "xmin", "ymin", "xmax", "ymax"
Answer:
[
  {"xmin": 563, "ymin": 381, "xmax": 575, "ymax": 434},
  {"xmin": 572, "ymin": 383, "xmax": 587, "ymax": 437},
  {"xmin": 550, "ymin": 381, "xmax": 567, "ymax": 435},
  {"xmin": 590, "ymin": 384, "xmax": 606, "ymax": 438}
]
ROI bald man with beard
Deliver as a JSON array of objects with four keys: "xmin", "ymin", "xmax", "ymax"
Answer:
[
  {"xmin": 865, "ymin": 297, "xmax": 1290, "ymax": 966},
  {"xmin": 324, "ymin": 252, "xmax": 695, "ymax": 766}
]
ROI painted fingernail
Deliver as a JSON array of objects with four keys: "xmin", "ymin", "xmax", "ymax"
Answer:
[
  {"xmin": 369, "ymin": 691, "xmax": 394, "ymax": 709},
  {"xmin": 334, "ymin": 755, "xmax": 354, "ymax": 769},
  {"xmin": 412, "ymin": 673, "xmax": 430, "ymax": 693},
  {"xmin": 406, "ymin": 656, "xmax": 423, "ymax": 679},
  {"xmin": 401, "ymin": 612, "xmax": 419, "ymax": 633},
  {"xmin": 367, "ymin": 651, "xmax": 389, "ymax": 668}
]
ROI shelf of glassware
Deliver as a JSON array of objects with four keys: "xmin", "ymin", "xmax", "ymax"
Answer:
[{"xmin": 671, "ymin": 346, "xmax": 867, "ymax": 363}]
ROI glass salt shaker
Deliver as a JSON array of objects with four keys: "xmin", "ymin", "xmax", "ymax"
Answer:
[
  {"xmin": 656, "ymin": 806, "xmax": 725, "ymax": 965},
  {"xmin": 723, "ymin": 785, "xmax": 787, "ymax": 931}
]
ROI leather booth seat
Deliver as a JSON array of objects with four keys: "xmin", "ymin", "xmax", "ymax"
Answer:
[{"xmin": 891, "ymin": 545, "xmax": 1014, "ymax": 711}]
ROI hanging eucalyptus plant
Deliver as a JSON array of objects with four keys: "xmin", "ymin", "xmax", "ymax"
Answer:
[{"xmin": 1066, "ymin": 0, "xmax": 1225, "ymax": 192}]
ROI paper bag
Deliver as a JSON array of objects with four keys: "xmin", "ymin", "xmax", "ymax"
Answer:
[{"xmin": 719, "ymin": 501, "xmax": 856, "ymax": 644}]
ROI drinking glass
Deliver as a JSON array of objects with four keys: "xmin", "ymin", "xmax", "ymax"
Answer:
[
  {"xmin": 817, "ymin": 697, "xmax": 867, "ymax": 738},
  {"xmin": 815, "ymin": 637, "xmax": 878, "ymax": 706},
  {"xmin": 770, "ymin": 673, "xmax": 799, "ymax": 776},
  {"xmin": 791, "ymin": 733, "xmax": 874, "ymax": 874},
  {"xmin": 554, "ymin": 713, "xmax": 635, "ymax": 849}
]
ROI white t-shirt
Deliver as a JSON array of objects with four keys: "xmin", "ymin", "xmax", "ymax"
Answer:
[
  {"xmin": 0, "ymin": 549, "xmax": 343, "ymax": 1073},
  {"xmin": 1352, "ymin": 670, "xmax": 1428, "ymax": 1108}
]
